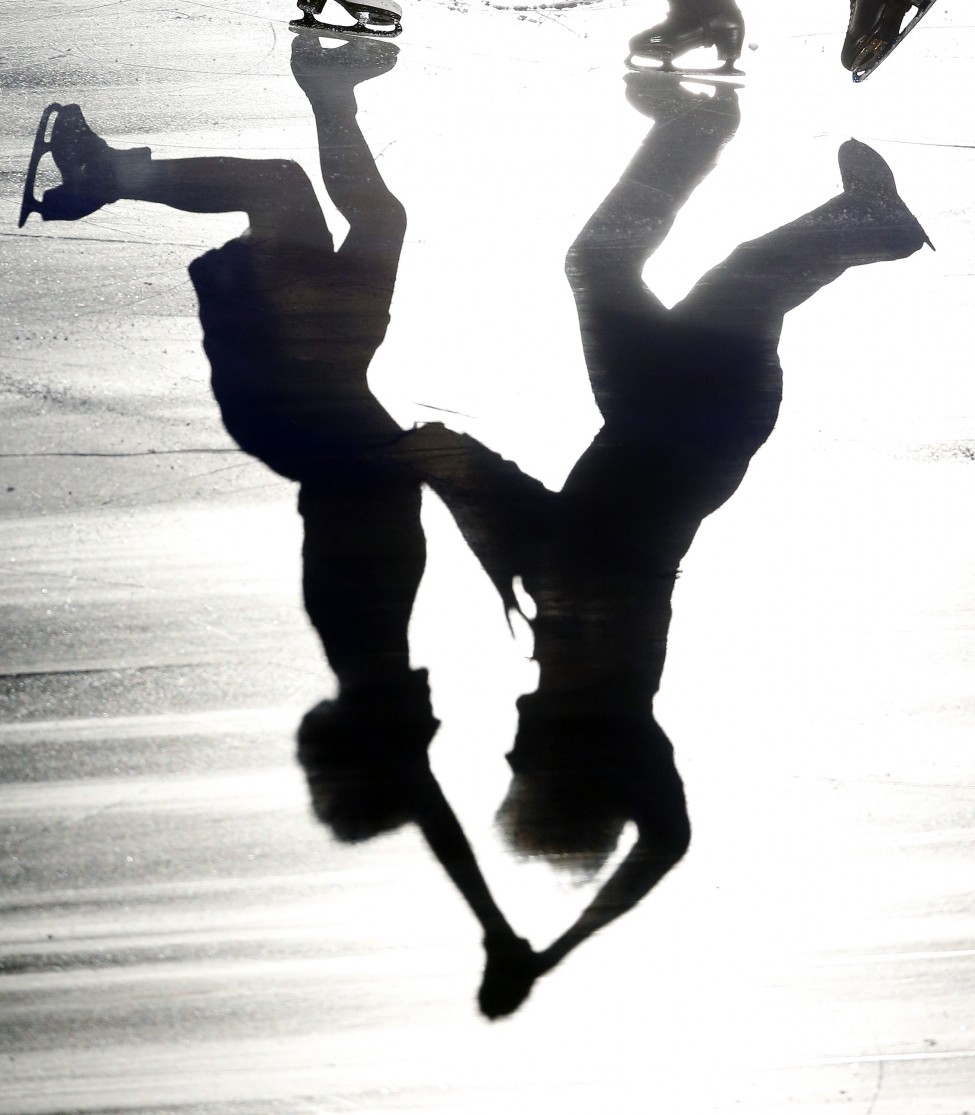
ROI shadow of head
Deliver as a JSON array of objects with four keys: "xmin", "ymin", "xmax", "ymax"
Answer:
[
  {"xmin": 303, "ymin": 763, "xmax": 424, "ymax": 844},
  {"xmin": 296, "ymin": 675, "xmax": 439, "ymax": 844},
  {"xmin": 497, "ymin": 768, "xmax": 629, "ymax": 876},
  {"xmin": 497, "ymin": 702, "xmax": 690, "ymax": 874}
]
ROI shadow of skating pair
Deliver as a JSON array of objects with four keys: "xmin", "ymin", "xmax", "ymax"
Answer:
[{"xmin": 19, "ymin": 38, "xmax": 931, "ymax": 1017}]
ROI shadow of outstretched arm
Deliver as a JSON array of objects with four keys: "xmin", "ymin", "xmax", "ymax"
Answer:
[{"xmin": 297, "ymin": 739, "xmax": 538, "ymax": 1019}]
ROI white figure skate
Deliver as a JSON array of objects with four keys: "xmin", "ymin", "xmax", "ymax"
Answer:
[{"xmin": 290, "ymin": 0, "xmax": 403, "ymax": 38}]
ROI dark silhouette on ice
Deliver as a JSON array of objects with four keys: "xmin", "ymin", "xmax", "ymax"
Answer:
[
  {"xmin": 398, "ymin": 72, "xmax": 930, "ymax": 1004},
  {"xmin": 21, "ymin": 36, "xmax": 427, "ymax": 734},
  {"xmin": 19, "ymin": 33, "xmax": 535, "ymax": 1017},
  {"xmin": 20, "ymin": 52, "xmax": 931, "ymax": 1018}
]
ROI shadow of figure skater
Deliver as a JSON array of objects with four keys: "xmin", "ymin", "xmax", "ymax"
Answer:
[
  {"xmin": 401, "ymin": 71, "xmax": 931, "ymax": 1013},
  {"xmin": 21, "ymin": 35, "xmax": 436, "ymax": 788},
  {"xmin": 18, "ymin": 54, "xmax": 931, "ymax": 1020},
  {"xmin": 20, "ymin": 33, "xmax": 538, "ymax": 1017}
]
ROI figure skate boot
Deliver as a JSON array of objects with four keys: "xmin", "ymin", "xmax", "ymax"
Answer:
[
  {"xmin": 290, "ymin": 0, "xmax": 403, "ymax": 38},
  {"xmin": 842, "ymin": 0, "xmax": 938, "ymax": 81},
  {"xmin": 628, "ymin": 0, "xmax": 745, "ymax": 74}
]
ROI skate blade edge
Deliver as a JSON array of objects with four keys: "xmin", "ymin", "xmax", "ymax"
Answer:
[
  {"xmin": 624, "ymin": 55, "xmax": 745, "ymax": 81},
  {"xmin": 18, "ymin": 103, "xmax": 62, "ymax": 228}
]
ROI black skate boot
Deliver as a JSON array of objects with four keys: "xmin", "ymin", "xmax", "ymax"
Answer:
[
  {"xmin": 19, "ymin": 103, "xmax": 150, "ymax": 227},
  {"xmin": 842, "ymin": 0, "xmax": 938, "ymax": 82},
  {"xmin": 628, "ymin": 0, "xmax": 745, "ymax": 74}
]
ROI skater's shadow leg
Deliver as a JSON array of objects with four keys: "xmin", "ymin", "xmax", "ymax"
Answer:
[
  {"xmin": 652, "ymin": 137, "xmax": 934, "ymax": 510},
  {"xmin": 20, "ymin": 71, "xmax": 425, "ymax": 738},
  {"xmin": 291, "ymin": 33, "xmax": 406, "ymax": 269},
  {"xmin": 565, "ymin": 75, "xmax": 740, "ymax": 417},
  {"xmin": 675, "ymin": 137, "xmax": 932, "ymax": 345}
]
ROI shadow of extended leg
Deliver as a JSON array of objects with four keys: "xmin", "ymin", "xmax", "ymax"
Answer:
[
  {"xmin": 567, "ymin": 76, "xmax": 740, "ymax": 310},
  {"xmin": 566, "ymin": 76, "xmax": 740, "ymax": 415},
  {"xmin": 291, "ymin": 33, "xmax": 406, "ymax": 267},
  {"xmin": 25, "ymin": 102, "xmax": 332, "ymax": 249},
  {"xmin": 677, "ymin": 139, "xmax": 932, "ymax": 347},
  {"xmin": 613, "ymin": 139, "xmax": 936, "ymax": 520}
]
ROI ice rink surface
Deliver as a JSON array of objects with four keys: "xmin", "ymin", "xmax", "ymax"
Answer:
[{"xmin": 2, "ymin": 1, "xmax": 974, "ymax": 1112}]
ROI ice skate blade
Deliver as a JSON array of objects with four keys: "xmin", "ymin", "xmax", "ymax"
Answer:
[
  {"xmin": 625, "ymin": 54, "xmax": 744, "ymax": 80},
  {"xmin": 18, "ymin": 103, "xmax": 61, "ymax": 228},
  {"xmin": 624, "ymin": 57, "xmax": 744, "ymax": 85},
  {"xmin": 289, "ymin": 9, "xmax": 402, "ymax": 38}
]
